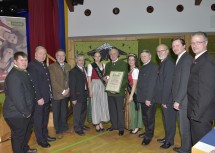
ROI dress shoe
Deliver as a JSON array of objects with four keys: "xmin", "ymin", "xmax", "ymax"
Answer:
[
  {"xmin": 82, "ymin": 125, "xmax": 90, "ymax": 131},
  {"xmin": 138, "ymin": 133, "xmax": 145, "ymax": 138},
  {"xmin": 100, "ymin": 128, "xmax": 105, "ymax": 132},
  {"xmin": 56, "ymin": 134, "xmax": 63, "ymax": 139},
  {"xmin": 46, "ymin": 136, "xmax": 56, "ymax": 142},
  {"xmin": 63, "ymin": 129, "xmax": 73, "ymax": 134},
  {"xmin": 130, "ymin": 128, "xmax": 139, "ymax": 134},
  {"xmin": 38, "ymin": 141, "xmax": 51, "ymax": 148},
  {"xmin": 27, "ymin": 148, "xmax": 37, "ymax": 153},
  {"xmin": 75, "ymin": 130, "xmax": 85, "ymax": 136},
  {"xmin": 106, "ymin": 127, "xmax": 114, "ymax": 131},
  {"xmin": 160, "ymin": 142, "xmax": 173, "ymax": 149},
  {"xmin": 118, "ymin": 130, "xmax": 124, "ymax": 136},
  {"xmin": 141, "ymin": 138, "xmax": 151, "ymax": 145},
  {"xmin": 173, "ymin": 147, "xmax": 181, "ymax": 152},
  {"xmin": 157, "ymin": 138, "xmax": 166, "ymax": 143}
]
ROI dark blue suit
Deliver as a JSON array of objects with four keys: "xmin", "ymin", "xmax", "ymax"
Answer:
[{"xmin": 27, "ymin": 59, "xmax": 52, "ymax": 143}]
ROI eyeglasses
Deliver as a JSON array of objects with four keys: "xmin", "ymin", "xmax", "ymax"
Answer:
[
  {"xmin": 191, "ymin": 41, "xmax": 205, "ymax": 46},
  {"xmin": 157, "ymin": 49, "xmax": 167, "ymax": 53}
]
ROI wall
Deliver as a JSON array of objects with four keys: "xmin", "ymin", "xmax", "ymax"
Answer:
[{"xmin": 68, "ymin": 0, "xmax": 215, "ymax": 38}]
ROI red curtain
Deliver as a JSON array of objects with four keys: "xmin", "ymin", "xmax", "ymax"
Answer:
[{"xmin": 28, "ymin": 0, "xmax": 60, "ymax": 60}]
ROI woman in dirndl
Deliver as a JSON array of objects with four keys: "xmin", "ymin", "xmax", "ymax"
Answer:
[
  {"xmin": 87, "ymin": 51, "xmax": 110, "ymax": 132},
  {"xmin": 124, "ymin": 53, "xmax": 143, "ymax": 134}
]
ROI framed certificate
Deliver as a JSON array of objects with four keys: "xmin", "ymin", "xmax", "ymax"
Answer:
[{"xmin": 105, "ymin": 71, "xmax": 124, "ymax": 93}]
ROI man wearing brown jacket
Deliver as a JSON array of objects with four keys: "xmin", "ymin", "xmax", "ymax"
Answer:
[{"xmin": 49, "ymin": 49, "xmax": 72, "ymax": 139}]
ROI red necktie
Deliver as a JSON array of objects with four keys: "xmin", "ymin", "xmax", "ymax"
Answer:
[{"xmin": 82, "ymin": 67, "xmax": 88, "ymax": 90}]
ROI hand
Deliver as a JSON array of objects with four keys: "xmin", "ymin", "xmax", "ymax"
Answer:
[
  {"xmin": 162, "ymin": 104, "xmax": 167, "ymax": 109},
  {"xmin": 103, "ymin": 76, "xmax": 109, "ymax": 84},
  {"xmin": 173, "ymin": 102, "xmax": 180, "ymax": 110},
  {"xmin": 72, "ymin": 100, "xmax": 77, "ymax": 105},
  {"xmin": 37, "ymin": 98, "xmax": 44, "ymax": 105},
  {"xmin": 62, "ymin": 88, "xmax": 69, "ymax": 96},
  {"xmin": 145, "ymin": 100, "xmax": 151, "ymax": 107},
  {"xmin": 89, "ymin": 90, "xmax": 93, "ymax": 97},
  {"xmin": 128, "ymin": 95, "xmax": 133, "ymax": 103}
]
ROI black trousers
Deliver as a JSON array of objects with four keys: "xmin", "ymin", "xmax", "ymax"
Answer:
[
  {"xmin": 73, "ymin": 91, "xmax": 87, "ymax": 132},
  {"xmin": 108, "ymin": 96, "xmax": 125, "ymax": 131},
  {"xmin": 33, "ymin": 103, "xmax": 50, "ymax": 143},
  {"xmin": 52, "ymin": 98, "xmax": 69, "ymax": 134},
  {"xmin": 141, "ymin": 103, "xmax": 156, "ymax": 139},
  {"xmin": 5, "ymin": 117, "xmax": 33, "ymax": 153},
  {"xmin": 190, "ymin": 119, "xmax": 213, "ymax": 146},
  {"xmin": 162, "ymin": 104, "xmax": 177, "ymax": 144}
]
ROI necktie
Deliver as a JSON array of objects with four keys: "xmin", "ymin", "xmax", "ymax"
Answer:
[
  {"xmin": 82, "ymin": 67, "xmax": 88, "ymax": 90},
  {"xmin": 61, "ymin": 64, "xmax": 65, "ymax": 71}
]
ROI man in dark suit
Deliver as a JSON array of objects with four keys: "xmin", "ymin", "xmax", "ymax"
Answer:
[
  {"xmin": 69, "ymin": 53, "xmax": 90, "ymax": 136},
  {"xmin": 104, "ymin": 48, "xmax": 128, "ymax": 136},
  {"xmin": 172, "ymin": 38, "xmax": 192, "ymax": 153},
  {"xmin": 3, "ymin": 52, "xmax": 37, "ymax": 153},
  {"xmin": 49, "ymin": 49, "xmax": 72, "ymax": 139},
  {"xmin": 154, "ymin": 44, "xmax": 176, "ymax": 149},
  {"xmin": 28, "ymin": 46, "xmax": 56, "ymax": 148},
  {"xmin": 188, "ymin": 32, "xmax": 215, "ymax": 146},
  {"xmin": 137, "ymin": 50, "xmax": 158, "ymax": 145}
]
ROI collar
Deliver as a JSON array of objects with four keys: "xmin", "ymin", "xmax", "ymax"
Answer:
[
  {"xmin": 112, "ymin": 58, "xmax": 118, "ymax": 63},
  {"xmin": 143, "ymin": 60, "xmax": 151, "ymax": 65},
  {"xmin": 13, "ymin": 65, "xmax": 27, "ymax": 72},
  {"xmin": 195, "ymin": 50, "xmax": 207, "ymax": 60}
]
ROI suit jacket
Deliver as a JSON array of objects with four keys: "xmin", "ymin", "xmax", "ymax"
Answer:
[
  {"xmin": 187, "ymin": 52, "xmax": 215, "ymax": 122},
  {"xmin": 137, "ymin": 61, "xmax": 158, "ymax": 103},
  {"xmin": 172, "ymin": 52, "xmax": 193, "ymax": 109},
  {"xmin": 154, "ymin": 57, "xmax": 175, "ymax": 104},
  {"xmin": 27, "ymin": 59, "xmax": 52, "ymax": 103},
  {"xmin": 69, "ymin": 66, "xmax": 87, "ymax": 103},
  {"xmin": 49, "ymin": 62, "xmax": 71, "ymax": 100},
  {"xmin": 3, "ymin": 67, "xmax": 36, "ymax": 118}
]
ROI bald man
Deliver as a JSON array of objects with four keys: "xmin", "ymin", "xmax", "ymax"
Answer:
[{"xmin": 28, "ymin": 46, "xmax": 56, "ymax": 148}]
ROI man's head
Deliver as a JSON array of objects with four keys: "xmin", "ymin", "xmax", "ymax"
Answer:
[
  {"xmin": 35, "ymin": 46, "xmax": 47, "ymax": 62},
  {"xmin": 109, "ymin": 47, "xmax": 119, "ymax": 62},
  {"xmin": 172, "ymin": 38, "xmax": 186, "ymax": 56},
  {"xmin": 156, "ymin": 44, "xmax": 169, "ymax": 60},
  {"xmin": 55, "ymin": 49, "xmax": 66, "ymax": 64},
  {"xmin": 14, "ymin": 52, "xmax": 28, "ymax": 70},
  {"xmin": 191, "ymin": 31, "xmax": 208, "ymax": 55},
  {"xmin": 75, "ymin": 53, "xmax": 85, "ymax": 67},
  {"xmin": 140, "ymin": 49, "xmax": 152, "ymax": 64}
]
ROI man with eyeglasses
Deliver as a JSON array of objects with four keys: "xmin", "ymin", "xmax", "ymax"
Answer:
[
  {"xmin": 187, "ymin": 31, "xmax": 215, "ymax": 146},
  {"xmin": 154, "ymin": 44, "xmax": 176, "ymax": 149}
]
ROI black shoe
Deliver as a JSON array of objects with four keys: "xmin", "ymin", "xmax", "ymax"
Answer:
[
  {"xmin": 118, "ymin": 130, "xmax": 124, "ymax": 136},
  {"xmin": 157, "ymin": 138, "xmax": 166, "ymax": 143},
  {"xmin": 160, "ymin": 142, "xmax": 173, "ymax": 149},
  {"xmin": 173, "ymin": 147, "xmax": 181, "ymax": 152},
  {"xmin": 46, "ymin": 136, "xmax": 56, "ymax": 142},
  {"xmin": 141, "ymin": 138, "xmax": 151, "ymax": 145},
  {"xmin": 75, "ymin": 130, "xmax": 85, "ymax": 136},
  {"xmin": 100, "ymin": 128, "xmax": 105, "ymax": 132},
  {"xmin": 38, "ymin": 141, "xmax": 51, "ymax": 148},
  {"xmin": 138, "ymin": 133, "xmax": 145, "ymax": 138},
  {"xmin": 27, "ymin": 148, "xmax": 37, "ymax": 153},
  {"xmin": 82, "ymin": 125, "xmax": 90, "ymax": 131},
  {"xmin": 106, "ymin": 127, "xmax": 114, "ymax": 131}
]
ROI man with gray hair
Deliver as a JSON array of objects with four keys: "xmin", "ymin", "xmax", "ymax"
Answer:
[
  {"xmin": 69, "ymin": 53, "xmax": 90, "ymax": 136},
  {"xmin": 154, "ymin": 44, "xmax": 176, "ymax": 149}
]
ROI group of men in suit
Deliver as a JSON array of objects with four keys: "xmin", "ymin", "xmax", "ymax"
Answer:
[
  {"xmin": 3, "ymin": 31, "xmax": 215, "ymax": 153},
  {"xmin": 137, "ymin": 32, "xmax": 215, "ymax": 153}
]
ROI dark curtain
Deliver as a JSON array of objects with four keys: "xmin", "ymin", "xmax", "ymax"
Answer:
[{"xmin": 28, "ymin": 0, "xmax": 60, "ymax": 60}]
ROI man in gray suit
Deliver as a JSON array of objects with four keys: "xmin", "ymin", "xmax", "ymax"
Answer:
[
  {"xmin": 188, "ymin": 32, "xmax": 215, "ymax": 145},
  {"xmin": 154, "ymin": 44, "xmax": 176, "ymax": 149},
  {"xmin": 172, "ymin": 38, "xmax": 192, "ymax": 153}
]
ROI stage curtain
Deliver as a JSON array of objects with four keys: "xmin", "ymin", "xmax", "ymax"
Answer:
[{"xmin": 28, "ymin": 0, "xmax": 60, "ymax": 60}]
